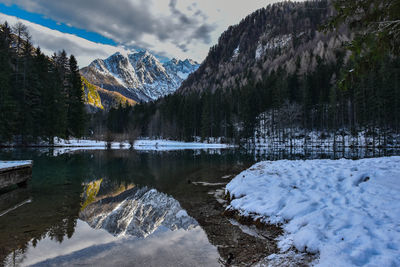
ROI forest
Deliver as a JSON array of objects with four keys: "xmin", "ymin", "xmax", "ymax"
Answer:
[
  {"xmin": 0, "ymin": 0, "xmax": 399, "ymax": 148},
  {"xmin": 109, "ymin": 0, "xmax": 400, "ymax": 147},
  {"xmin": 0, "ymin": 22, "xmax": 85, "ymax": 144}
]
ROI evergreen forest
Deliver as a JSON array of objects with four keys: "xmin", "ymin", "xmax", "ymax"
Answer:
[{"xmin": 0, "ymin": 22, "xmax": 85, "ymax": 144}]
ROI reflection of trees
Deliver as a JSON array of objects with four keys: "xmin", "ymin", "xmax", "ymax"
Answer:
[
  {"xmin": 1, "ymin": 149, "xmax": 250, "ymax": 265},
  {"xmin": 0, "ymin": 153, "xmax": 85, "ymax": 266},
  {"xmin": 3, "ymin": 148, "xmax": 396, "ymax": 266}
]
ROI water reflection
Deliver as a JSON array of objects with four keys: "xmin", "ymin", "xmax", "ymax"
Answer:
[
  {"xmin": 25, "ymin": 225, "xmax": 219, "ymax": 267},
  {"xmin": 0, "ymin": 148, "xmax": 399, "ymax": 266},
  {"xmin": 80, "ymin": 185, "xmax": 197, "ymax": 238},
  {"xmin": 4, "ymin": 184, "xmax": 217, "ymax": 267}
]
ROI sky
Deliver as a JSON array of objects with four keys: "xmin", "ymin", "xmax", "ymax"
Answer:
[{"xmin": 0, "ymin": 0, "xmax": 278, "ymax": 67}]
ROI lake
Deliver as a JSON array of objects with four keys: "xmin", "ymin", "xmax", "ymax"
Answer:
[{"xmin": 0, "ymin": 147, "xmax": 397, "ymax": 266}]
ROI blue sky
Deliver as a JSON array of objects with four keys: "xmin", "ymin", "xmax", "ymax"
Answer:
[{"xmin": 0, "ymin": 3, "xmax": 117, "ymax": 45}]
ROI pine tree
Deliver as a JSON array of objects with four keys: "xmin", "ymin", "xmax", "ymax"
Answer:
[
  {"xmin": 68, "ymin": 55, "xmax": 85, "ymax": 137},
  {"xmin": 0, "ymin": 22, "xmax": 16, "ymax": 142}
]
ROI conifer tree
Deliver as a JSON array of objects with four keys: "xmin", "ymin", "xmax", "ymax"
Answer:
[
  {"xmin": 68, "ymin": 55, "xmax": 85, "ymax": 137},
  {"xmin": 0, "ymin": 22, "xmax": 16, "ymax": 142}
]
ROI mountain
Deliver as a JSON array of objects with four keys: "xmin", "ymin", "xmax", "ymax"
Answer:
[
  {"xmin": 105, "ymin": 0, "xmax": 400, "ymax": 145},
  {"xmin": 178, "ymin": 0, "xmax": 349, "ymax": 94},
  {"xmin": 80, "ymin": 51, "xmax": 199, "ymax": 103}
]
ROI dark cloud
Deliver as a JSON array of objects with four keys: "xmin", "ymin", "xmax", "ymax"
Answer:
[
  {"xmin": 177, "ymin": 43, "xmax": 189, "ymax": 52},
  {"xmin": 192, "ymin": 24, "xmax": 215, "ymax": 43},
  {"xmin": 1, "ymin": 0, "xmax": 216, "ymax": 56}
]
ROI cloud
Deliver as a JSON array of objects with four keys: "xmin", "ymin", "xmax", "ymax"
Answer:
[
  {"xmin": 0, "ymin": 13, "xmax": 130, "ymax": 67},
  {"xmin": 0, "ymin": 0, "xmax": 275, "ymax": 62}
]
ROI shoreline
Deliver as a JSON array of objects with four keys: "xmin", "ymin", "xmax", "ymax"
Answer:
[{"xmin": 224, "ymin": 156, "xmax": 400, "ymax": 266}]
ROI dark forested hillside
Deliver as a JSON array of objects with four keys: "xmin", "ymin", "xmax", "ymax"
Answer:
[
  {"xmin": 0, "ymin": 22, "xmax": 86, "ymax": 144},
  {"xmin": 122, "ymin": 0, "xmax": 400, "ymax": 146},
  {"xmin": 179, "ymin": 0, "xmax": 344, "ymax": 94}
]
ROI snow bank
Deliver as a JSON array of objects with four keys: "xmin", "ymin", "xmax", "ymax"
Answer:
[
  {"xmin": 54, "ymin": 138, "xmax": 130, "ymax": 149},
  {"xmin": 134, "ymin": 140, "xmax": 234, "ymax": 150},
  {"xmin": 0, "ymin": 161, "xmax": 32, "ymax": 169},
  {"xmin": 226, "ymin": 157, "xmax": 400, "ymax": 266},
  {"xmin": 53, "ymin": 138, "xmax": 234, "ymax": 151}
]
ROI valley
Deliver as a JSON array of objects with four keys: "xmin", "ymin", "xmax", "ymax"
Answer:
[{"xmin": 0, "ymin": 0, "xmax": 399, "ymax": 266}]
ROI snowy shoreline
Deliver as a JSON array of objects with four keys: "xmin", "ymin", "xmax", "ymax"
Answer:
[
  {"xmin": 0, "ymin": 161, "xmax": 32, "ymax": 170},
  {"xmin": 225, "ymin": 157, "xmax": 400, "ymax": 266},
  {"xmin": 1, "ymin": 138, "xmax": 236, "ymax": 151}
]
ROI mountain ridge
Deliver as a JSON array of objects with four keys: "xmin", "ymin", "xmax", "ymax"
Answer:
[
  {"xmin": 80, "ymin": 50, "xmax": 199, "ymax": 103},
  {"xmin": 177, "ymin": 0, "xmax": 350, "ymax": 95}
]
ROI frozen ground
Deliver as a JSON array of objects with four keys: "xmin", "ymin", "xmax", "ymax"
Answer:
[
  {"xmin": 0, "ymin": 160, "xmax": 32, "ymax": 169},
  {"xmin": 53, "ymin": 138, "xmax": 233, "ymax": 151},
  {"xmin": 226, "ymin": 157, "xmax": 400, "ymax": 266},
  {"xmin": 134, "ymin": 139, "xmax": 234, "ymax": 150}
]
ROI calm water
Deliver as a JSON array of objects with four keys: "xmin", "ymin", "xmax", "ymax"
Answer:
[{"xmin": 0, "ymin": 147, "xmax": 398, "ymax": 266}]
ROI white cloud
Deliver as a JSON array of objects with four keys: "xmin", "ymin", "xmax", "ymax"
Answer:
[
  {"xmin": 0, "ymin": 13, "xmax": 131, "ymax": 67},
  {"xmin": 0, "ymin": 0, "xmax": 279, "ymax": 63}
]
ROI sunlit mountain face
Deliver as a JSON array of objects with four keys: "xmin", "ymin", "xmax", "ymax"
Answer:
[{"xmin": 80, "ymin": 51, "xmax": 199, "ymax": 102}]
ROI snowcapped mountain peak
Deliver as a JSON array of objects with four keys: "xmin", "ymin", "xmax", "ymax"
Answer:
[
  {"xmin": 164, "ymin": 58, "xmax": 199, "ymax": 80},
  {"xmin": 81, "ymin": 50, "xmax": 200, "ymax": 102},
  {"xmin": 110, "ymin": 51, "xmax": 124, "ymax": 57},
  {"xmin": 183, "ymin": 58, "xmax": 198, "ymax": 65}
]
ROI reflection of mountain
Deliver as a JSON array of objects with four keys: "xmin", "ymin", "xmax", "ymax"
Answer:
[
  {"xmin": 81, "ymin": 179, "xmax": 102, "ymax": 211},
  {"xmin": 79, "ymin": 186, "xmax": 197, "ymax": 238}
]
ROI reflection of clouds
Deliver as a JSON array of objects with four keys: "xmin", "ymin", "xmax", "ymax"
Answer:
[
  {"xmin": 29, "ymin": 227, "xmax": 219, "ymax": 267},
  {"xmin": 7, "ymin": 220, "xmax": 117, "ymax": 267}
]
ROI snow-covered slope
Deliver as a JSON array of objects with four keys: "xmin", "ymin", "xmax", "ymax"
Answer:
[
  {"xmin": 226, "ymin": 157, "xmax": 400, "ymax": 266},
  {"xmin": 80, "ymin": 51, "xmax": 199, "ymax": 102}
]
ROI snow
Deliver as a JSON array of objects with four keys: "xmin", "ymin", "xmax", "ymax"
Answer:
[
  {"xmin": 0, "ymin": 160, "xmax": 32, "ymax": 169},
  {"xmin": 133, "ymin": 139, "xmax": 234, "ymax": 150},
  {"xmin": 226, "ymin": 157, "xmax": 400, "ymax": 266},
  {"xmin": 255, "ymin": 43, "xmax": 264, "ymax": 60},
  {"xmin": 253, "ymin": 111, "xmax": 400, "ymax": 148},
  {"xmin": 255, "ymin": 34, "xmax": 292, "ymax": 60},
  {"xmin": 177, "ymin": 71, "xmax": 189, "ymax": 80},
  {"xmin": 87, "ymin": 51, "xmax": 199, "ymax": 102},
  {"xmin": 232, "ymin": 45, "xmax": 240, "ymax": 60},
  {"xmin": 53, "ymin": 138, "xmax": 234, "ymax": 151},
  {"xmin": 176, "ymin": 210, "xmax": 188, "ymax": 218}
]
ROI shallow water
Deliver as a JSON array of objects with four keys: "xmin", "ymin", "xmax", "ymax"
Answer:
[{"xmin": 0, "ymin": 148, "xmax": 398, "ymax": 266}]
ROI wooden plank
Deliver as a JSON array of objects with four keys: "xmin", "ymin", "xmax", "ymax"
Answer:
[{"xmin": 0, "ymin": 163, "xmax": 32, "ymax": 190}]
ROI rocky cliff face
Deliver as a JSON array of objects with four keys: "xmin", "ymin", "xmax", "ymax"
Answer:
[{"xmin": 80, "ymin": 51, "xmax": 199, "ymax": 102}]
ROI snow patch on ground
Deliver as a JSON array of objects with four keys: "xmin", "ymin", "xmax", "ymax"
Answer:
[
  {"xmin": 0, "ymin": 161, "xmax": 32, "ymax": 169},
  {"xmin": 52, "ymin": 138, "xmax": 234, "ymax": 151},
  {"xmin": 226, "ymin": 157, "xmax": 400, "ymax": 266},
  {"xmin": 134, "ymin": 140, "xmax": 235, "ymax": 150},
  {"xmin": 253, "ymin": 250, "xmax": 314, "ymax": 267}
]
